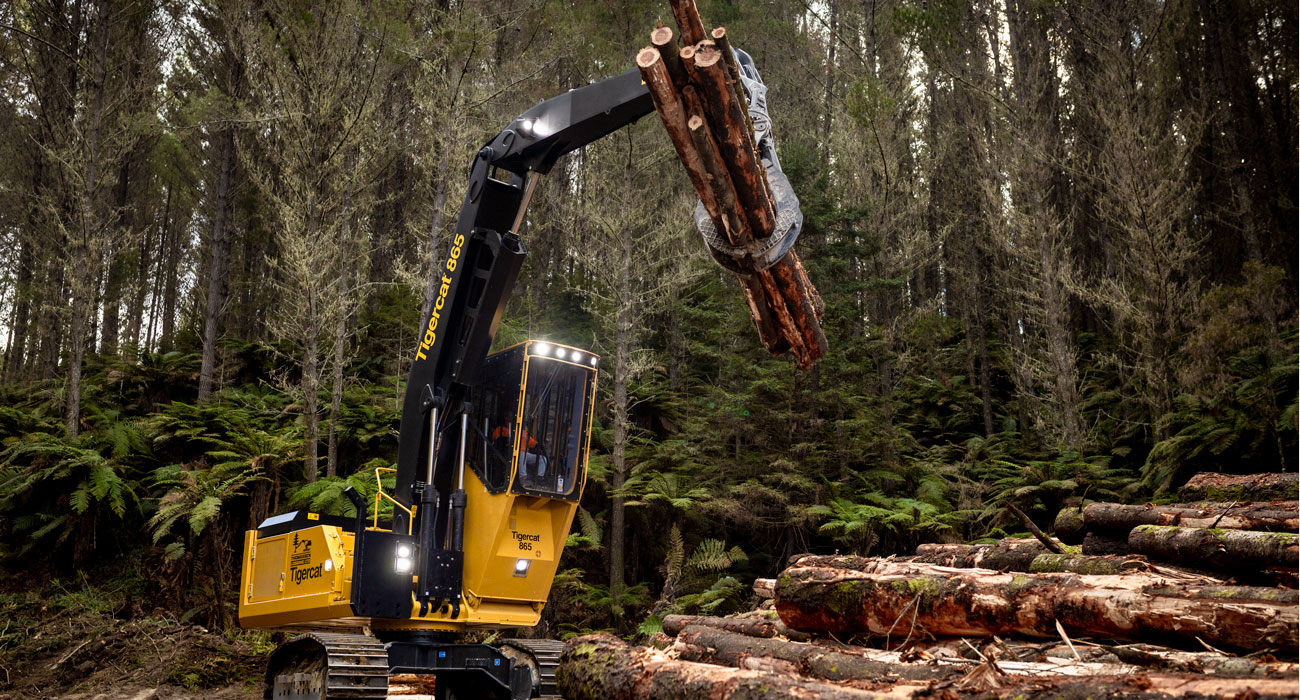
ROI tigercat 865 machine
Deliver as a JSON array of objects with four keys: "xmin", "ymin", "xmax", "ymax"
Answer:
[{"xmin": 237, "ymin": 36, "xmax": 800, "ymax": 700}]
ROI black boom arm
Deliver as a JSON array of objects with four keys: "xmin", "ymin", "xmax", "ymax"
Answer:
[{"xmin": 391, "ymin": 68, "xmax": 653, "ymax": 539}]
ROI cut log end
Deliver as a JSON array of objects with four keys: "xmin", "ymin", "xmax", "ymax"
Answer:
[
  {"xmin": 693, "ymin": 46, "xmax": 723, "ymax": 68},
  {"xmin": 650, "ymin": 25, "xmax": 674, "ymax": 47},
  {"xmin": 636, "ymin": 46, "xmax": 661, "ymax": 68}
]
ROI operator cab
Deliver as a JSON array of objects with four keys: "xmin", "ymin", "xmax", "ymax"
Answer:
[{"xmin": 467, "ymin": 340, "xmax": 598, "ymax": 501}]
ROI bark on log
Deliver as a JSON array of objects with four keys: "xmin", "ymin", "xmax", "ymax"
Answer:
[
  {"xmin": 984, "ymin": 675, "xmax": 1299, "ymax": 699},
  {"xmin": 667, "ymin": 0, "xmax": 706, "ymax": 45},
  {"xmin": 739, "ymin": 275, "xmax": 788, "ymax": 354},
  {"xmin": 1084, "ymin": 502, "xmax": 1300, "ymax": 533},
  {"xmin": 1082, "ymin": 531, "xmax": 1130, "ymax": 555},
  {"xmin": 769, "ymin": 252, "xmax": 829, "ymax": 361},
  {"xmin": 753, "ymin": 577, "xmax": 776, "ymax": 598},
  {"xmin": 1128, "ymin": 524, "xmax": 1299, "ymax": 569},
  {"xmin": 1053, "ymin": 507, "xmax": 1086, "ymax": 544},
  {"xmin": 774, "ymin": 563, "xmax": 1299, "ymax": 652},
  {"xmin": 556, "ymin": 633, "xmax": 886, "ymax": 700},
  {"xmin": 651, "ymin": 25, "xmax": 690, "ymax": 95},
  {"xmin": 635, "ymin": 48, "xmax": 722, "ymax": 231},
  {"xmin": 661, "ymin": 613, "xmax": 807, "ymax": 641},
  {"xmin": 673, "ymin": 625, "xmax": 960, "ymax": 682},
  {"xmin": 1109, "ymin": 644, "xmax": 1300, "ymax": 677},
  {"xmin": 912, "ymin": 545, "xmax": 1221, "ymax": 580},
  {"xmin": 710, "ymin": 27, "xmax": 742, "ymax": 89},
  {"xmin": 912, "ymin": 539, "xmax": 1056, "ymax": 570},
  {"xmin": 686, "ymin": 46, "xmax": 775, "ymax": 237},
  {"xmin": 1178, "ymin": 472, "xmax": 1299, "ymax": 503},
  {"xmin": 687, "ymin": 114, "xmax": 748, "ymax": 245}
]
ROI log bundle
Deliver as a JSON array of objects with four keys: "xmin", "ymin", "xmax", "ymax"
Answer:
[
  {"xmin": 773, "ymin": 557, "xmax": 1298, "ymax": 652},
  {"xmin": 637, "ymin": 0, "xmax": 827, "ymax": 369},
  {"xmin": 1050, "ymin": 472, "xmax": 1299, "ymax": 586},
  {"xmin": 556, "ymin": 565, "xmax": 1298, "ymax": 699}
]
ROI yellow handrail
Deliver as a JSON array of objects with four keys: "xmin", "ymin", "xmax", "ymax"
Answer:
[{"xmin": 372, "ymin": 467, "xmax": 413, "ymax": 534}]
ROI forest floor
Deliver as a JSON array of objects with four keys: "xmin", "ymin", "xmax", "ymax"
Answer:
[{"xmin": 0, "ymin": 576, "xmax": 264, "ymax": 700}]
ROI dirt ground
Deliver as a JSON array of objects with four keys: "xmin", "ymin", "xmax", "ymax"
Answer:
[{"xmin": 0, "ymin": 585, "xmax": 266, "ymax": 700}]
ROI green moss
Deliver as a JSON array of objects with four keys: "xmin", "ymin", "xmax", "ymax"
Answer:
[
  {"xmin": 825, "ymin": 581, "xmax": 867, "ymax": 614},
  {"xmin": 1007, "ymin": 574, "xmax": 1039, "ymax": 595}
]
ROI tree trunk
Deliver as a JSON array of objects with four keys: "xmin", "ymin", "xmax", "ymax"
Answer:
[
  {"xmin": 4, "ymin": 229, "xmax": 34, "ymax": 382},
  {"xmin": 912, "ymin": 539, "xmax": 1056, "ymax": 570},
  {"xmin": 1083, "ymin": 502, "xmax": 1299, "ymax": 533},
  {"xmin": 66, "ymin": 0, "xmax": 113, "ymax": 438},
  {"xmin": 303, "ymin": 287, "xmax": 320, "ymax": 483},
  {"xmin": 608, "ymin": 212, "xmax": 633, "ymax": 606},
  {"xmin": 774, "ymin": 561, "xmax": 1298, "ymax": 652},
  {"xmin": 673, "ymin": 625, "xmax": 957, "ymax": 683},
  {"xmin": 327, "ymin": 157, "xmax": 358, "ymax": 479},
  {"xmin": 100, "ymin": 159, "xmax": 132, "ymax": 355},
  {"xmin": 1109, "ymin": 643, "xmax": 1300, "ymax": 677},
  {"xmin": 159, "ymin": 208, "xmax": 183, "ymax": 352},
  {"xmin": 662, "ymin": 613, "xmax": 806, "ymax": 641},
  {"xmin": 819, "ymin": 0, "xmax": 837, "ymax": 166},
  {"xmin": 1177, "ymin": 472, "xmax": 1299, "ymax": 503},
  {"xmin": 421, "ymin": 156, "xmax": 449, "ymax": 317},
  {"xmin": 1128, "ymin": 525, "xmax": 1298, "ymax": 570},
  {"xmin": 557, "ymin": 633, "xmax": 886, "ymax": 700},
  {"xmin": 1054, "ymin": 506, "xmax": 1085, "ymax": 544},
  {"xmin": 1082, "ymin": 532, "xmax": 1130, "ymax": 556},
  {"xmin": 124, "ymin": 203, "xmax": 153, "ymax": 351},
  {"xmin": 199, "ymin": 126, "xmax": 236, "ymax": 401}
]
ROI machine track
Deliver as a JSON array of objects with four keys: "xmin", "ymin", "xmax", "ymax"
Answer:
[
  {"xmin": 266, "ymin": 632, "xmax": 389, "ymax": 700},
  {"xmin": 498, "ymin": 638, "xmax": 565, "ymax": 698}
]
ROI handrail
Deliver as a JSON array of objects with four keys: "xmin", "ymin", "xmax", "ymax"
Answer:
[{"xmin": 373, "ymin": 467, "xmax": 413, "ymax": 535}]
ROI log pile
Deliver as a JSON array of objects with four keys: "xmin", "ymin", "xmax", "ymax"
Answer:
[
  {"xmin": 1051, "ymin": 472, "xmax": 1298, "ymax": 586},
  {"xmin": 637, "ymin": 0, "xmax": 827, "ymax": 369},
  {"xmin": 558, "ymin": 578, "xmax": 1298, "ymax": 699},
  {"xmin": 555, "ymin": 474, "xmax": 1298, "ymax": 698}
]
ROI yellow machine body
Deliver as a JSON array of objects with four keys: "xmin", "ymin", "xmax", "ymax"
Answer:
[{"xmin": 239, "ymin": 341, "xmax": 596, "ymax": 633}]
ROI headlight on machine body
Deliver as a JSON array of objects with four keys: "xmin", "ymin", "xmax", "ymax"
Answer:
[
  {"xmin": 395, "ymin": 543, "xmax": 414, "ymax": 574},
  {"xmin": 514, "ymin": 558, "xmax": 530, "ymax": 577}
]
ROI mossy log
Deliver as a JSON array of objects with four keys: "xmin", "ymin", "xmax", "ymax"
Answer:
[
  {"xmin": 1109, "ymin": 643, "xmax": 1300, "ymax": 677},
  {"xmin": 914, "ymin": 544, "xmax": 1156, "ymax": 576},
  {"xmin": 1026, "ymin": 553, "xmax": 1152, "ymax": 575},
  {"xmin": 1083, "ymin": 502, "xmax": 1299, "ymax": 533},
  {"xmin": 773, "ymin": 563, "xmax": 1298, "ymax": 652},
  {"xmin": 1082, "ymin": 531, "xmax": 1130, "ymax": 555},
  {"xmin": 911, "ymin": 539, "xmax": 1055, "ymax": 570},
  {"xmin": 555, "ymin": 632, "xmax": 888, "ymax": 700},
  {"xmin": 661, "ymin": 612, "xmax": 808, "ymax": 641},
  {"xmin": 1128, "ymin": 525, "xmax": 1299, "ymax": 569},
  {"xmin": 1177, "ymin": 472, "xmax": 1298, "ymax": 503},
  {"xmin": 1053, "ymin": 506, "xmax": 1086, "ymax": 544},
  {"xmin": 673, "ymin": 625, "xmax": 959, "ymax": 682}
]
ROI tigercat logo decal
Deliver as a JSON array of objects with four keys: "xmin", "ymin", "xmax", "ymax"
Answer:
[
  {"xmin": 415, "ymin": 233, "xmax": 466, "ymax": 361},
  {"xmin": 512, "ymin": 531, "xmax": 540, "ymax": 551},
  {"xmin": 292, "ymin": 563, "xmax": 323, "ymax": 584}
]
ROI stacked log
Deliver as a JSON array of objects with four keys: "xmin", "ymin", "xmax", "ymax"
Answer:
[
  {"xmin": 637, "ymin": 0, "xmax": 827, "ymax": 369},
  {"xmin": 1178, "ymin": 471, "xmax": 1299, "ymax": 502},
  {"xmin": 1050, "ymin": 473, "xmax": 1299, "ymax": 585},
  {"xmin": 773, "ymin": 558, "xmax": 1298, "ymax": 653},
  {"xmin": 557, "ymin": 563, "xmax": 1299, "ymax": 699}
]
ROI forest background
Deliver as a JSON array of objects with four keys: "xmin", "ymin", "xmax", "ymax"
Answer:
[{"xmin": 0, "ymin": 0, "xmax": 1294, "ymax": 639}]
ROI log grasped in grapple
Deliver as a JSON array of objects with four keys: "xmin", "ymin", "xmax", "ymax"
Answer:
[{"xmin": 638, "ymin": 2, "xmax": 827, "ymax": 369}]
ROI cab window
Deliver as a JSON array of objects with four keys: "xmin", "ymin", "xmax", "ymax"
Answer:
[
  {"xmin": 469, "ymin": 351, "xmax": 522, "ymax": 492},
  {"xmin": 514, "ymin": 357, "xmax": 591, "ymax": 497}
]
